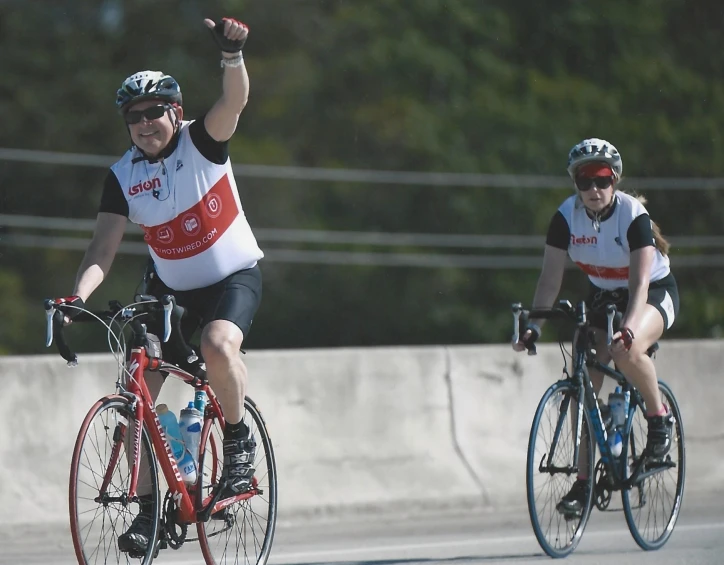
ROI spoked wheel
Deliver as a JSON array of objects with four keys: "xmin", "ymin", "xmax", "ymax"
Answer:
[
  {"xmin": 198, "ymin": 397, "xmax": 278, "ymax": 565},
  {"xmin": 622, "ymin": 380, "xmax": 685, "ymax": 550},
  {"xmin": 527, "ymin": 381, "xmax": 595, "ymax": 558},
  {"xmin": 69, "ymin": 395, "xmax": 161, "ymax": 565}
]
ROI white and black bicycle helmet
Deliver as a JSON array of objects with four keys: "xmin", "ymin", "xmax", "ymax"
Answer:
[
  {"xmin": 116, "ymin": 70, "xmax": 183, "ymax": 113},
  {"xmin": 567, "ymin": 138, "xmax": 623, "ymax": 179}
]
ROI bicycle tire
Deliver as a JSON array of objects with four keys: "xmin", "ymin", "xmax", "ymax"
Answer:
[
  {"xmin": 622, "ymin": 380, "xmax": 686, "ymax": 550},
  {"xmin": 527, "ymin": 380, "xmax": 595, "ymax": 559},
  {"xmin": 198, "ymin": 396, "xmax": 278, "ymax": 565},
  {"xmin": 69, "ymin": 395, "xmax": 161, "ymax": 565}
]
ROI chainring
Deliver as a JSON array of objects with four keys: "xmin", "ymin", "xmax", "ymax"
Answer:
[
  {"xmin": 162, "ymin": 489, "xmax": 188, "ymax": 549},
  {"xmin": 593, "ymin": 458, "xmax": 613, "ymax": 510}
]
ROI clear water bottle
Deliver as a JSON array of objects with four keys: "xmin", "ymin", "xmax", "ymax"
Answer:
[
  {"xmin": 609, "ymin": 387, "xmax": 626, "ymax": 428},
  {"xmin": 157, "ymin": 404, "xmax": 197, "ymax": 484},
  {"xmin": 609, "ymin": 428, "xmax": 623, "ymax": 457},
  {"xmin": 596, "ymin": 398, "xmax": 621, "ymax": 457},
  {"xmin": 177, "ymin": 450, "xmax": 198, "ymax": 485},
  {"xmin": 597, "ymin": 398, "xmax": 612, "ymax": 430},
  {"xmin": 179, "ymin": 402, "xmax": 203, "ymax": 469},
  {"xmin": 608, "ymin": 387, "xmax": 627, "ymax": 458}
]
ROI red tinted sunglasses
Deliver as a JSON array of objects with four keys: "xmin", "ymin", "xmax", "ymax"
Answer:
[{"xmin": 575, "ymin": 175, "xmax": 614, "ymax": 192}]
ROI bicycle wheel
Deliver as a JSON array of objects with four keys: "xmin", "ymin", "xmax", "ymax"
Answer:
[
  {"xmin": 198, "ymin": 396, "xmax": 278, "ymax": 565},
  {"xmin": 69, "ymin": 395, "xmax": 161, "ymax": 565},
  {"xmin": 527, "ymin": 380, "xmax": 595, "ymax": 558},
  {"xmin": 622, "ymin": 380, "xmax": 685, "ymax": 550}
]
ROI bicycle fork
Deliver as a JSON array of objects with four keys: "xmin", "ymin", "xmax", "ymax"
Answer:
[
  {"xmin": 540, "ymin": 381, "xmax": 586, "ymax": 476},
  {"xmin": 541, "ymin": 377, "xmax": 609, "ymax": 479}
]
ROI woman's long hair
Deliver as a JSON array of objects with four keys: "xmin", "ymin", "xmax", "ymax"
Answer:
[{"xmin": 626, "ymin": 192, "xmax": 670, "ymax": 256}]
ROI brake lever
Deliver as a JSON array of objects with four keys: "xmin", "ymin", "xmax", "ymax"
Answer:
[
  {"xmin": 606, "ymin": 304, "xmax": 616, "ymax": 346},
  {"xmin": 511, "ymin": 303, "xmax": 523, "ymax": 344},
  {"xmin": 44, "ymin": 299, "xmax": 56, "ymax": 347},
  {"xmin": 511, "ymin": 303, "xmax": 538, "ymax": 355},
  {"xmin": 162, "ymin": 295, "xmax": 175, "ymax": 343}
]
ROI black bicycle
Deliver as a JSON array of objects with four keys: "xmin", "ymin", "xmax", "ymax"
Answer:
[{"xmin": 512, "ymin": 300, "xmax": 685, "ymax": 559}]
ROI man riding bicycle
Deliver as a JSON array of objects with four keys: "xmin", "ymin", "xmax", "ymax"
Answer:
[
  {"xmin": 512, "ymin": 138, "xmax": 679, "ymax": 517},
  {"xmin": 50, "ymin": 16, "xmax": 262, "ymax": 556}
]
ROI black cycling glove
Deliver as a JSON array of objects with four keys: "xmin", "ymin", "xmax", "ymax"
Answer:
[{"xmin": 209, "ymin": 18, "xmax": 248, "ymax": 53}]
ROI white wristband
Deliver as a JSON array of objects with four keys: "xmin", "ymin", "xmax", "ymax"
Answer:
[{"xmin": 220, "ymin": 53, "xmax": 243, "ymax": 68}]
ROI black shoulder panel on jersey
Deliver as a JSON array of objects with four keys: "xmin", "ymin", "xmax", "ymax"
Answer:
[
  {"xmin": 546, "ymin": 210, "xmax": 571, "ymax": 250},
  {"xmin": 627, "ymin": 213, "xmax": 655, "ymax": 251},
  {"xmin": 99, "ymin": 170, "xmax": 129, "ymax": 217},
  {"xmin": 188, "ymin": 115, "xmax": 230, "ymax": 165}
]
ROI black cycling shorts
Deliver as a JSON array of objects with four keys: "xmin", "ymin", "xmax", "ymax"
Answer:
[
  {"xmin": 147, "ymin": 264, "xmax": 262, "ymax": 340},
  {"xmin": 586, "ymin": 272, "xmax": 679, "ymax": 331}
]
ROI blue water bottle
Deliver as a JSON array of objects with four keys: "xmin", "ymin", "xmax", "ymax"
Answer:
[
  {"xmin": 157, "ymin": 404, "xmax": 198, "ymax": 484},
  {"xmin": 157, "ymin": 404, "xmax": 185, "ymax": 461}
]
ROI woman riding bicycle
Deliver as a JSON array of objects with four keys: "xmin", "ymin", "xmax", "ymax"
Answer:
[{"xmin": 513, "ymin": 138, "xmax": 679, "ymax": 517}]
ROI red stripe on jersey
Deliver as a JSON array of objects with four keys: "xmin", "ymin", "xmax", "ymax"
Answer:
[
  {"xmin": 142, "ymin": 174, "xmax": 239, "ymax": 260},
  {"xmin": 575, "ymin": 262, "xmax": 629, "ymax": 280}
]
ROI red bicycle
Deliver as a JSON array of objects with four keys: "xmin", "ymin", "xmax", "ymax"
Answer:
[{"xmin": 45, "ymin": 294, "xmax": 278, "ymax": 565}]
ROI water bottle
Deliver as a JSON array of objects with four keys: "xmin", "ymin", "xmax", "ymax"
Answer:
[
  {"xmin": 179, "ymin": 402, "xmax": 203, "ymax": 469},
  {"xmin": 177, "ymin": 450, "xmax": 198, "ymax": 485},
  {"xmin": 608, "ymin": 388, "xmax": 627, "ymax": 458},
  {"xmin": 609, "ymin": 387, "xmax": 626, "ymax": 428},
  {"xmin": 194, "ymin": 390, "xmax": 208, "ymax": 413},
  {"xmin": 609, "ymin": 428, "xmax": 623, "ymax": 457},
  {"xmin": 157, "ymin": 404, "xmax": 185, "ymax": 461},
  {"xmin": 157, "ymin": 404, "xmax": 197, "ymax": 484},
  {"xmin": 597, "ymin": 399, "xmax": 612, "ymax": 432}
]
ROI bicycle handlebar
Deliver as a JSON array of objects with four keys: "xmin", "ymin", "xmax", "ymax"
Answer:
[
  {"xmin": 511, "ymin": 300, "xmax": 619, "ymax": 356},
  {"xmin": 44, "ymin": 294, "xmax": 186, "ymax": 366}
]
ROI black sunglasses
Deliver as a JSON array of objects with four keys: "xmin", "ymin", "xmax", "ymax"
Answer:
[
  {"xmin": 575, "ymin": 175, "xmax": 614, "ymax": 192},
  {"xmin": 124, "ymin": 104, "xmax": 170, "ymax": 125}
]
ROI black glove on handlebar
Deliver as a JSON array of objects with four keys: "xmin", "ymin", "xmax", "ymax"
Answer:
[{"xmin": 523, "ymin": 323, "xmax": 541, "ymax": 345}]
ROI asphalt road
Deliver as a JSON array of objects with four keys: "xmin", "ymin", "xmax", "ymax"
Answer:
[{"xmin": 3, "ymin": 491, "xmax": 722, "ymax": 565}]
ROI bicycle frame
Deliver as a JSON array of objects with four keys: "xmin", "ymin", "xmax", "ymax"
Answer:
[
  {"xmin": 93, "ymin": 341, "xmax": 208, "ymax": 523},
  {"xmin": 514, "ymin": 300, "xmax": 676, "ymax": 493},
  {"xmin": 113, "ymin": 343, "xmax": 259, "ymax": 524},
  {"xmin": 47, "ymin": 295, "xmax": 260, "ymax": 525}
]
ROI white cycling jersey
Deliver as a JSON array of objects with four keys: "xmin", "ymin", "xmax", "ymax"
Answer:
[
  {"xmin": 107, "ymin": 119, "xmax": 263, "ymax": 290},
  {"xmin": 550, "ymin": 192, "xmax": 670, "ymax": 290}
]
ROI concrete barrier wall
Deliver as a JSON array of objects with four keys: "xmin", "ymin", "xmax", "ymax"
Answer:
[{"xmin": 1, "ymin": 339, "xmax": 722, "ymax": 525}]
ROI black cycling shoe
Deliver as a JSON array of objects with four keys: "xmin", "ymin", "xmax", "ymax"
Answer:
[
  {"xmin": 118, "ymin": 512, "xmax": 154, "ymax": 557},
  {"xmin": 645, "ymin": 411, "xmax": 674, "ymax": 458},
  {"xmin": 211, "ymin": 435, "xmax": 257, "ymax": 520},
  {"xmin": 556, "ymin": 479, "xmax": 589, "ymax": 519}
]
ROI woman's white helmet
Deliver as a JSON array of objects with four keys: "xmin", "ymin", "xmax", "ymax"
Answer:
[{"xmin": 567, "ymin": 138, "xmax": 622, "ymax": 179}]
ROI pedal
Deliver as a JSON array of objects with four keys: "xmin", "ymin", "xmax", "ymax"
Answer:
[{"xmin": 559, "ymin": 508, "xmax": 582, "ymax": 522}]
